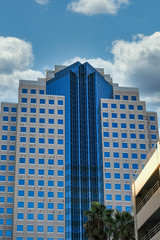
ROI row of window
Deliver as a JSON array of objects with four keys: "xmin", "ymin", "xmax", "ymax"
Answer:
[
  {"xmin": 1, "ymin": 136, "xmax": 64, "ymax": 145},
  {"xmin": 105, "ymin": 172, "xmax": 136, "ymax": 179},
  {"xmin": 18, "ymin": 159, "xmax": 63, "ymax": 165},
  {"xmin": 103, "ymin": 122, "xmax": 145, "ymax": 129},
  {"xmin": 105, "ymin": 162, "xmax": 138, "ymax": 169},
  {"xmin": 105, "ymin": 174, "xmax": 130, "ymax": 182},
  {"xmin": 0, "ymin": 197, "xmax": 13, "ymax": 203},
  {"xmin": 0, "ymin": 165, "xmax": 14, "ymax": 171},
  {"xmin": 3, "ymin": 107, "xmax": 17, "ymax": 112},
  {"xmin": 16, "ymin": 214, "xmax": 64, "ymax": 221},
  {"xmin": 21, "ymin": 98, "xmax": 63, "ymax": 106},
  {"xmin": 106, "ymin": 194, "xmax": 131, "ymax": 201},
  {"xmin": 105, "ymin": 183, "xmax": 130, "ymax": 190},
  {"xmin": 21, "ymin": 108, "xmax": 63, "ymax": 114},
  {"xmin": 104, "ymin": 142, "xmax": 146, "ymax": 149},
  {"xmin": 16, "ymin": 202, "xmax": 64, "ymax": 209},
  {"xmin": 15, "ymin": 238, "xmax": 63, "ymax": 240},
  {"xmin": 103, "ymin": 131, "xmax": 157, "ymax": 140},
  {"xmin": 102, "ymin": 103, "xmax": 143, "ymax": 110},
  {"xmin": 20, "ymin": 127, "xmax": 63, "ymax": 134},
  {"xmin": 114, "ymin": 95, "xmax": 137, "ymax": 101},
  {"xmin": 106, "ymin": 205, "xmax": 131, "ymax": 212},
  {"xmin": 17, "ymin": 225, "xmax": 64, "ymax": 232},
  {"xmin": 103, "ymin": 113, "xmax": 145, "ymax": 120},
  {"xmin": 22, "ymin": 89, "xmax": 45, "ymax": 95},
  {"xmin": 104, "ymin": 152, "xmax": 146, "ymax": 159}
]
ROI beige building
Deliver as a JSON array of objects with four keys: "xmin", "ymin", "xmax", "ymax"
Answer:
[{"xmin": 132, "ymin": 141, "xmax": 160, "ymax": 240}]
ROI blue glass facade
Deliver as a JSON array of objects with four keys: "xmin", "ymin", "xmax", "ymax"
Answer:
[{"xmin": 46, "ymin": 62, "xmax": 113, "ymax": 240}]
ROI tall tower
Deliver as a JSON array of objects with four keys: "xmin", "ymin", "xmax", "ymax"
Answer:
[{"xmin": 0, "ymin": 62, "xmax": 158, "ymax": 240}]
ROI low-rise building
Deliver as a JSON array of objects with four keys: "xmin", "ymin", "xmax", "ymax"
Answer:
[{"xmin": 132, "ymin": 141, "xmax": 160, "ymax": 240}]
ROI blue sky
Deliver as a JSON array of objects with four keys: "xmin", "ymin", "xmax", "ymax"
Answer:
[{"xmin": 0, "ymin": 0, "xmax": 160, "ymax": 128}]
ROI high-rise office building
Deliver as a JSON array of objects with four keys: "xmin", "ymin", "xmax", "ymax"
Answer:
[{"xmin": 0, "ymin": 62, "xmax": 159, "ymax": 240}]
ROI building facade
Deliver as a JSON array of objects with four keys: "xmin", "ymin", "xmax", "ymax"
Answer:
[
  {"xmin": 132, "ymin": 141, "xmax": 160, "ymax": 240},
  {"xmin": 0, "ymin": 62, "xmax": 159, "ymax": 240}
]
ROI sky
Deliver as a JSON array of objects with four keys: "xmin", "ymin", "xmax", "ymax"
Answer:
[{"xmin": 0, "ymin": 0, "xmax": 160, "ymax": 129}]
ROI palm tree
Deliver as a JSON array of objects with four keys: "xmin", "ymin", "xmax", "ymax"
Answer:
[
  {"xmin": 112, "ymin": 210, "xmax": 135, "ymax": 240},
  {"xmin": 84, "ymin": 202, "xmax": 107, "ymax": 240},
  {"xmin": 84, "ymin": 202, "xmax": 135, "ymax": 240}
]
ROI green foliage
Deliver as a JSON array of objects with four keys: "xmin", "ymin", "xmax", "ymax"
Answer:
[{"xmin": 84, "ymin": 202, "xmax": 135, "ymax": 240}]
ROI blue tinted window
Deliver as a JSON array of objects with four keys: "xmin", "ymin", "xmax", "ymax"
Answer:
[
  {"xmin": 129, "ymin": 105, "xmax": 134, "ymax": 110},
  {"xmin": 58, "ymin": 181, "xmax": 64, "ymax": 187},
  {"xmin": 150, "ymin": 125, "xmax": 156, "ymax": 130},
  {"xmin": 58, "ymin": 139, "xmax": 63, "ymax": 144},
  {"xmin": 114, "ymin": 163, "xmax": 120, "ymax": 168},
  {"xmin": 104, "ymin": 132, "xmax": 109, "ymax": 137},
  {"xmin": 112, "ymin": 113, "xmax": 117, "ymax": 118},
  {"xmin": 130, "ymin": 124, "xmax": 135, "ymax": 129},
  {"xmin": 22, "ymin": 98, "xmax": 27, "ymax": 103},
  {"xmin": 31, "ymin": 89, "xmax": 36, "ymax": 94},
  {"xmin": 49, "ymin": 109, "xmax": 54, "ymax": 114},
  {"xmin": 39, "ymin": 128, "xmax": 45, "ymax": 133},
  {"xmin": 30, "ymin": 108, "xmax": 36, "ymax": 113},
  {"xmin": 120, "ymin": 114, "xmax": 126, "ymax": 119},
  {"xmin": 58, "ymin": 160, "xmax": 63, "ymax": 165},
  {"xmin": 103, "ymin": 112, "xmax": 108, "ymax": 118},
  {"xmin": 39, "ymin": 108, "xmax": 45, "ymax": 114},
  {"xmin": 115, "ymin": 184, "xmax": 121, "ymax": 190},
  {"xmin": 132, "ymin": 164, "xmax": 138, "ymax": 169},
  {"xmin": 121, "ymin": 123, "xmax": 126, "ymax": 128},
  {"xmin": 137, "ymin": 105, "xmax": 143, "ymax": 110},
  {"xmin": 104, "ymin": 142, "xmax": 109, "ymax": 147},
  {"xmin": 58, "ymin": 100, "xmax": 63, "ymax": 105},
  {"xmin": 115, "ymin": 95, "xmax": 120, "ymax": 99},
  {"xmin": 122, "ymin": 143, "xmax": 128, "ymax": 148},
  {"xmin": 105, "ymin": 173, "xmax": 111, "ymax": 178},
  {"xmin": 21, "ymin": 117, "xmax": 26, "ymax": 122},
  {"xmin": 123, "ymin": 163, "xmax": 129, "ymax": 169},
  {"xmin": 39, "ymin": 90, "xmax": 45, "ymax": 94},
  {"xmin": 49, "ymin": 100, "xmax": 54, "ymax": 104},
  {"xmin": 31, "ymin": 98, "xmax": 36, "ymax": 103},
  {"xmin": 123, "ymin": 95, "xmax": 128, "ymax": 100},
  {"xmin": 104, "ymin": 152, "xmax": 110, "ymax": 158},
  {"xmin": 58, "ymin": 192, "xmax": 64, "ymax": 198},
  {"xmin": 113, "ymin": 152, "xmax": 119, "ymax": 158},
  {"xmin": 139, "ymin": 124, "xmax": 144, "ymax": 129},
  {"xmin": 106, "ymin": 194, "xmax": 112, "ymax": 200},
  {"xmin": 138, "ymin": 115, "xmax": 143, "ymax": 120},
  {"xmin": 21, "ymin": 127, "xmax": 26, "ymax": 132},
  {"xmin": 129, "ymin": 114, "xmax": 135, "ymax": 119},
  {"xmin": 102, "ymin": 103, "xmax": 108, "ymax": 108},
  {"xmin": 105, "ymin": 183, "xmax": 111, "ymax": 189},
  {"xmin": 141, "ymin": 154, "xmax": 146, "ymax": 159},
  {"xmin": 3, "ymin": 107, "xmax": 9, "ymax": 112},
  {"xmin": 151, "ymin": 135, "xmax": 156, "ymax": 139},
  {"xmin": 58, "ymin": 109, "xmax": 63, "ymax": 115},
  {"xmin": 40, "ymin": 99, "xmax": 45, "ymax": 104},
  {"xmin": 39, "ymin": 138, "xmax": 45, "ymax": 144},
  {"xmin": 30, "ymin": 118, "xmax": 36, "ymax": 123},
  {"xmin": 11, "ymin": 107, "xmax": 17, "ymax": 112},
  {"xmin": 105, "ymin": 162, "xmax": 110, "ymax": 168},
  {"xmin": 49, "ymin": 119, "xmax": 54, "ymax": 124},
  {"xmin": 124, "ymin": 174, "xmax": 130, "ymax": 179},
  {"xmin": 113, "ymin": 142, "xmax": 118, "ymax": 148},
  {"xmin": 103, "ymin": 122, "xmax": 109, "ymax": 127},
  {"xmin": 112, "ymin": 132, "xmax": 118, "ymax": 138},
  {"xmin": 130, "ymin": 133, "xmax": 136, "ymax": 139},
  {"xmin": 30, "ymin": 137, "xmax": 35, "ymax": 143},
  {"xmin": 125, "ymin": 195, "xmax": 131, "ymax": 201},
  {"xmin": 120, "ymin": 104, "xmax": 125, "ymax": 109},
  {"xmin": 132, "ymin": 153, "xmax": 137, "ymax": 159},
  {"xmin": 21, "ymin": 107, "xmax": 27, "ymax": 112},
  {"xmin": 124, "ymin": 184, "xmax": 130, "ymax": 190},
  {"xmin": 123, "ymin": 153, "xmax": 128, "ymax": 159},
  {"xmin": 131, "ymin": 143, "xmax": 137, "ymax": 149},
  {"xmin": 112, "ymin": 123, "xmax": 118, "ymax": 128},
  {"xmin": 115, "ymin": 195, "xmax": 121, "ymax": 201},
  {"xmin": 3, "ymin": 116, "xmax": 8, "ymax": 121},
  {"xmin": 22, "ymin": 89, "xmax": 27, "ymax": 93},
  {"xmin": 121, "ymin": 133, "xmax": 127, "ymax": 138},
  {"xmin": 114, "ymin": 173, "xmax": 120, "ymax": 179},
  {"xmin": 111, "ymin": 104, "xmax": 117, "ymax": 109},
  {"xmin": 48, "ymin": 129, "xmax": 54, "ymax": 134},
  {"xmin": 140, "ymin": 144, "xmax": 146, "ymax": 149},
  {"xmin": 2, "ymin": 126, "xmax": 8, "ymax": 131},
  {"xmin": 131, "ymin": 96, "xmax": 136, "ymax": 101}
]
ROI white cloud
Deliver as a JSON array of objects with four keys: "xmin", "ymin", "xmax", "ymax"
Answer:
[
  {"xmin": 35, "ymin": 0, "xmax": 49, "ymax": 5},
  {"xmin": 64, "ymin": 32, "xmax": 160, "ymax": 126},
  {"xmin": 0, "ymin": 37, "xmax": 43, "ymax": 103},
  {"xmin": 68, "ymin": 0, "xmax": 129, "ymax": 15}
]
